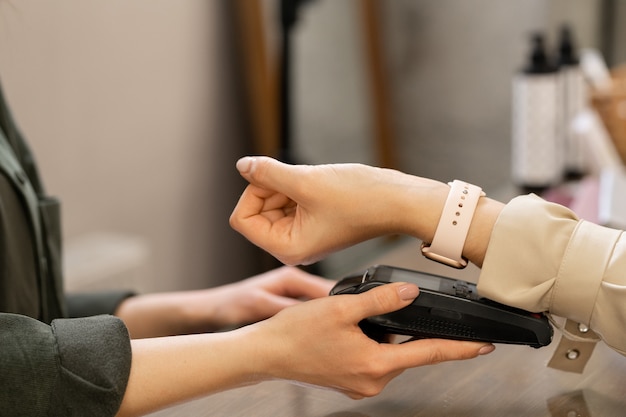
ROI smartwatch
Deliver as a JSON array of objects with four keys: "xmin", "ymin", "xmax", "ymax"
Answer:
[{"xmin": 421, "ymin": 180, "xmax": 485, "ymax": 269}]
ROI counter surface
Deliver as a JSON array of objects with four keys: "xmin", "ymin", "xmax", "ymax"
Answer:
[{"xmin": 149, "ymin": 339, "xmax": 625, "ymax": 417}]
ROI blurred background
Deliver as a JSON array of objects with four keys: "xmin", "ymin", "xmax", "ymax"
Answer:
[{"xmin": 0, "ymin": 0, "xmax": 624, "ymax": 293}]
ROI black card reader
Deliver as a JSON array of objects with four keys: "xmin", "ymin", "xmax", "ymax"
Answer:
[{"xmin": 330, "ymin": 265, "xmax": 553, "ymax": 348}]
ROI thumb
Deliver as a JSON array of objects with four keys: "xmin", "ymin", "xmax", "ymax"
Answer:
[
  {"xmin": 236, "ymin": 156, "xmax": 300, "ymax": 194},
  {"xmin": 352, "ymin": 283, "xmax": 420, "ymax": 321}
]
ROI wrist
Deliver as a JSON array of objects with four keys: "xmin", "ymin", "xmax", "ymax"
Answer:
[
  {"xmin": 240, "ymin": 322, "xmax": 284, "ymax": 381},
  {"xmin": 117, "ymin": 293, "xmax": 218, "ymax": 338},
  {"xmin": 391, "ymin": 176, "xmax": 450, "ymax": 242},
  {"xmin": 177, "ymin": 289, "xmax": 233, "ymax": 332},
  {"xmin": 463, "ymin": 196, "xmax": 504, "ymax": 267},
  {"xmin": 421, "ymin": 180, "xmax": 486, "ymax": 268},
  {"xmin": 390, "ymin": 176, "xmax": 503, "ymax": 268}
]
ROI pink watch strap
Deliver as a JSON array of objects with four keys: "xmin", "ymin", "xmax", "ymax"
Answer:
[{"xmin": 421, "ymin": 180, "xmax": 486, "ymax": 269}]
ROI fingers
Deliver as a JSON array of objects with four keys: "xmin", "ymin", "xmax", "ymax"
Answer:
[
  {"xmin": 255, "ymin": 292, "xmax": 301, "ymax": 318},
  {"xmin": 344, "ymin": 282, "xmax": 420, "ymax": 321},
  {"xmin": 276, "ymin": 267, "xmax": 335, "ymax": 299},
  {"xmin": 230, "ymin": 185, "xmax": 286, "ymax": 230},
  {"xmin": 385, "ymin": 338, "xmax": 495, "ymax": 371},
  {"xmin": 335, "ymin": 283, "xmax": 495, "ymax": 370},
  {"xmin": 280, "ymin": 276, "xmax": 335, "ymax": 299},
  {"xmin": 236, "ymin": 156, "xmax": 301, "ymax": 196},
  {"xmin": 230, "ymin": 158, "xmax": 303, "ymax": 251}
]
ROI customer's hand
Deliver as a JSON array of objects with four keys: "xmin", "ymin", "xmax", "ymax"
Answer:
[
  {"xmin": 250, "ymin": 281, "xmax": 495, "ymax": 399},
  {"xmin": 230, "ymin": 156, "xmax": 448, "ymax": 265}
]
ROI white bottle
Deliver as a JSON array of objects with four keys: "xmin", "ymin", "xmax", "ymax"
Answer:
[
  {"xmin": 511, "ymin": 33, "xmax": 563, "ymax": 192},
  {"xmin": 558, "ymin": 25, "xmax": 587, "ymax": 178}
]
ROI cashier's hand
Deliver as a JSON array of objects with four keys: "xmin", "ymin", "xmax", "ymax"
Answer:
[
  {"xmin": 116, "ymin": 266, "xmax": 333, "ymax": 339},
  {"xmin": 230, "ymin": 156, "xmax": 443, "ymax": 265},
  {"xmin": 253, "ymin": 281, "xmax": 495, "ymax": 399}
]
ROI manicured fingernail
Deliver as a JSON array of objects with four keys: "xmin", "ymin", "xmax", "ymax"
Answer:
[
  {"xmin": 398, "ymin": 284, "xmax": 419, "ymax": 301},
  {"xmin": 479, "ymin": 344, "xmax": 495, "ymax": 355},
  {"xmin": 236, "ymin": 157, "xmax": 255, "ymax": 174}
]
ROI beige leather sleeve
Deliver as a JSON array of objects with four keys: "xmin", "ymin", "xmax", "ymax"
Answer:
[{"xmin": 477, "ymin": 194, "xmax": 626, "ymax": 356}]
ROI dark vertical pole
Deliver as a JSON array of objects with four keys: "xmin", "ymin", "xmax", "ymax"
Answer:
[
  {"xmin": 279, "ymin": 0, "xmax": 297, "ymax": 163},
  {"xmin": 360, "ymin": 0, "xmax": 397, "ymax": 169},
  {"xmin": 600, "ymin": 0, "xmax": 616, "ymax": 66},
  {"xmin": 278, "ymin": 0, "xmax": 314, "ymax": 163}
]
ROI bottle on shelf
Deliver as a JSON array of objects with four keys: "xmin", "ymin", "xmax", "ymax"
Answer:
[{"xmin": 511, "ymin": 32, "xmax": 563, "ymax": 193}]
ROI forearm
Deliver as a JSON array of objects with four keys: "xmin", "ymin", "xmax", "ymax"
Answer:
[
  {"xmin": 116, "ymin": 326, "xmax": 265, "ymax": 417},
  {"xmin": 115, "ymin": 292, "xmax": 220, "ymax": 339}
]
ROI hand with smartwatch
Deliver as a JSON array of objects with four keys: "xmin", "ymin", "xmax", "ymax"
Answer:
[
  {"xmin": 230, "ymin": 156, "xmax": 504, "ymax": 269},
  {"xmin": 231, "ymin": 155, "xmax": 626, "ymax": 370}
]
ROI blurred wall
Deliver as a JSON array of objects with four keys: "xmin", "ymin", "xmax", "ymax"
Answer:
[
  {"xmin": 0, "ymin": 1, "xmax": 262, "ymax": 292},
  {"xmin": 291, "ymin": 0, "xmax": 603, "ymax": 193},
  {"xmin": 0, "ymin": 1, "xmax": 614, "ymax": 288}
]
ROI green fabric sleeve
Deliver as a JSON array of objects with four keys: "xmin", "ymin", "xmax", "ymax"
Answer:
[{"xmin": 0, "ymin": 313, "xmax": 132, "ymax": 416}]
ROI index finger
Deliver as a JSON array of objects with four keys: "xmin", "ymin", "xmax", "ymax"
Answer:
[
  {"xmin": 382, "ymin": 338, "xmax": 494, "ymax": 370},
  {"xmin": 232, "ymin": 184, "xmax": 294, "ymax": 222}
]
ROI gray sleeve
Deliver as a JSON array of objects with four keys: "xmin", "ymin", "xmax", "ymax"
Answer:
[
  {"xmin": 66, "ymin": 291, "xmax": 136, "ymax": 318},
  {"xmin": 0, "ymin": 313, "xmax": 132, "ymax": 417}
]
